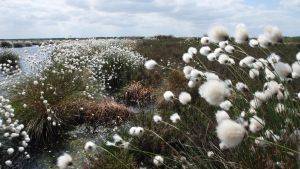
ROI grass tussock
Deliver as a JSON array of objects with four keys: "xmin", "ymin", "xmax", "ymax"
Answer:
[
  {"xmin": 0, "ymin": 50, "xmax": 19, "ymax": 66},
  {"xmin": 123, "ymin": 81, "xmax": 154, "ymax": 106},
  {"xmin": 11, "ymin": 66, "xmax": 89, "ymax": 146},
  {"xmin": 83, "ymin": 99, "xmax": 133, "ymax": 129}
]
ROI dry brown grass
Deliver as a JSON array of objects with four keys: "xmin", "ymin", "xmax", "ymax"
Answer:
[
  {"xmin": 123, "ymin": 81, "xmax": 154, "ymax": 106},
  {"xmin": 57, "ymin": 98, "xmax": 134, "ymax": 129}
]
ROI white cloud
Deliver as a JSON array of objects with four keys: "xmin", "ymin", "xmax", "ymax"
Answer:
[{"xmin": 0, "ymin": 0, "xmax": 299, "ymax": 38}]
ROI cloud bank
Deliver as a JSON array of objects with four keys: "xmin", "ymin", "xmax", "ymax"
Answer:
[{"xmin": 0, "ymin": 0, "xmax": 299, "ymax": 39}]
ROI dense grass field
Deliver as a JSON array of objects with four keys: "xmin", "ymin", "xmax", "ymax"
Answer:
[{"xmin": 0, "ymin": 27, "xmax": 300, "ymax": 169}]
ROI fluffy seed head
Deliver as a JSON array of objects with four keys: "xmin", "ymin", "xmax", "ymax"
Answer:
[
  {"xmin": 84, "ymin": 141, "xmax": 96, "ymax": 152},
  {"xmin": 182, "ymin": 53, "xmax": 193, "ymax": 63},
  {"xmin": 188, "ymin": 47, "xmax": 197, "ymax": 55},
  {"xmin": 153, "ymin": 155, "xmax": 164, "ymax": 166},
  {"xmin": 153, "ymin": 115, "xmax": 162, "ymax": 123},
  {"xmin": 144, "ymin": 60, "xmax": 157, "ymax": 70},
  {"xmin": 225, "ymin": 45, "xmax": 235, "ymax": 53},
  {"xmin": 163, "ymin": 91, "xmax": 175, "ymax": 101},
  {"xmin": 200, "ymin": 37, "xmax": 210, "ymax": 45},
  {"xmin": 292, "ymin": 62, "xmax": 300, "ymax": 78},
  {"xmin": 170, "ymin": 113, "xmax": 180, "ymax": 123},
  {"xmin": 199, "ymin": 46, "xmax": 211, "ymax": 56},
  {"xmin": 235, "ymin": 82, "xmax": 248, "ymax": 92},
  {"xmin": 249, "ymin": 69, "xmax": 259, "ymax": 79},
  {"xmin": 215, "ymin": 110, "xmax": 230, "ymax": 124},
  {"xmin": 199, "ymin": 80, "xmax": 231, "ymax": 106},
  {"xmin": 249, "ymin": 39, "xmax": 259, "ymax": 47},
  {"xmin": 57, "ymin": 153, "xmax": 73, "ymax": 169},
  {"xmin": 178, "ymin": 92, "xmax": 192, "ymax": 105},
  {"xmin": 216, "ymin": 119, "xmax": 246, "ymax": 148},
  {"xmin": 264, "ymin": 26, "xmax": 283, "ymax": 44},
  {"xmin": 219, "ymin": 100, "xmax": 232, "ymax": 111},
  {"xmin": 235, "ymin": 24, "xmax": 249, "ymax": 44},
  {"xmin": 258, "ymin": 34, "xmax": 271, "ymax": 48},
  {"xmin": 129, "ymin": 127, "xmax": 144, "ymax": 136},
  {"xmin": 208, "ymin": 25, "xmax": 229, "ymax": 43},
  {"xmin": 296, "ymin": 52, "xmax": 300, "ymax": 61},
  {"xmin": 249, "ymin": 116, "xmax": 264, "ymax": 133}
]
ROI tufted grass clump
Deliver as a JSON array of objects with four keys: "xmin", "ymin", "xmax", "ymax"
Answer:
[
  {"xmin": 10, "ymin": 64, "xmax": 90, "ymax": 147},
  {"xmin": 122, "ymin": 81, "xmax": 154, "ymax": 106},
  {"xmin": 0, "ymin": 50, "xmax": 20, "ymax": 74}
]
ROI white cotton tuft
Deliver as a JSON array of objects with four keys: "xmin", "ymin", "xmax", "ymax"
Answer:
[
  {"xmin": 275, "ymin": 103, "xmax": 285, "ymax": 113},
  {"xmin": 182, "ymin": 53, "xmax": 193, "ymax": 63},
  {"xmin": 265, "ymin": 68, "xmax": 276, "ymax": 80},
  {"xmin": 235, "ymin": 82, "xmax": 248, "ymax": 92},
  {"xmin": 207, "ymin": 53, "xmax": 217, "ymax": 61},
  {"xmin": 296, "ymin": 52, "xmax": 300, "ymax": 61},
  {"xmin": 219, "ymin": 100, "xmax": 232, "ymax": 111},
  {"xmin": 216, "ymin": 119, "xmax": 245, "ymax": 148},
  {"xmin": 170, "ymin": 113, "xmax": 180, "ymax": 123},
  {"xmin": 163, "ymin": 91, "xmax": 174, "ymax": 101},
  {"xmin": 199, "ymin": 46, "xmax": 211, "ymax": 56},
  {"xmin": 214, "ymin": 48, "xmax": 223, "ymax": 56},
  {"xmin": 254, "ymin": 91, "xmax": 272, "ymax": 102},
  {"xmin": 188, "ymin": 47, "xmax": 197, "ymax": 55},
  {"xmin": 249, "ymin": 116, "xmax": 264, "ymax": 133},
  {"xmin": 199, "ymin": 80, "xmax": 231, "ymax": 106},
  {"xmin": 235, "ymin": 24, "xmax": 249, "ymax": 44},
  {"xmin": 249, "ymin": 39, "xmax": 259, "ymax": 47},
  {"xmin": 129, "ymin": 127, "xmax": 144, "ymax": 136},
  {"xmin": 84, "ymin": 141, "xmax": 96, "ymax": 152},
  {"xmin": 201, "ymin": 37, "xmax": 210, "ymax": 45},
  {"xmin": 183, "ymin": 66, "xmax": 194, "ymax": 79},
  {"xmin": 255, "ymin": 136, "xmax": 267, "ymax": 147},
  {"xmin": 239, "ymin": 56, "xmax": 256, "ymax": 68},
  {"xmin": 204, "ymin": 72, "xmax": 220, "ymax": 81},
  {"xmin": 267, "ymin": 53, "xmax": 281, "ymax": 65},
  {"xmin": 218, "ymin": 54, "xmax": 234, "ymax": 65},
  {"xmin": 153, "ymin": 115, "xmax": 162, "ymax": 123},
  {"xmin": 218, "ymin": 41, "xmax": 228, "ymax": 49},
  {"xmin": 250, "ymin": 99, "xmax": 262, "ymax": 109},
  {"xmin": 178, "ymin": 92, "xmax": 192, "ymax": 105},
  {"xmin": 153, "ymin": 155, "xmax": 164, "ymax": 166},
  {"xmin": 264, "ymin": 26, "xmax": 283, "ymax": 44},
  {"xmin": 273, "ymin": 62, "xmax": 292, "ymax": 80},
  {"xmin": 215, "ymin": 110, "xmax": 230, "ymax": 124},
  {"xmin": 208, "ymin": 26, "xmax": 229, "ymax": 43},
  {"xmin": 258, "ymin": 34, "xmax": 271, "ymax": 48},
  {"xmin": 57, "ymin": 153, "xmax": 73, "ymax": 169},
  {"xmin": 292, "ymin": 62, "xmax": 300, "ymax": 78},
  {"xmin": 7, "ymin": 148, "xmax": 14, "ymax": 155},
  {"xmin": 5, "ymin": 160, "xmax": 12, "ymax": 167},
  {"xmin": 207, "ymin": 151, "xmax": 214, "ymax": 157},
  {"xmin": 190, "ymin": 69, "xmax": 204, "ymax": 79},
  {"xmin": 225, "ymin": 45, "xmax": 235, "ymax": 53},
  {"xmin": 188, "ymin": 79, "xmax": 198, "ymax": 88},
  {"xmin": 144, "ymin": 60, "xmax": 158, "ymax": 70},
  {"xmin": 249, "ymin": 69, "xmax": 259, "ymax": 79}
]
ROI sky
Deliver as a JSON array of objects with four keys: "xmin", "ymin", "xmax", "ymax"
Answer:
[{"xmin": 0, "ymin": 0, "xmax": 300, "ymax": 39}]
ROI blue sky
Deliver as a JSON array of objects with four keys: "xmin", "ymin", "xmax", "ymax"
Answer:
[{"xmin": 0, "ymin": 0, "xmax": 299, "ymax": 39}]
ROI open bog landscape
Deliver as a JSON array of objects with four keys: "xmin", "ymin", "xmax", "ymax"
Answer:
[{"xmin": 1, "ymin": 1, "xmax": 300, "ymax": 169}]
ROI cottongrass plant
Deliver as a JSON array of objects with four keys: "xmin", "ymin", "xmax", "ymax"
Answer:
[
  {"xmin": 0, "ymin": 96, "xmax": 30, "ymax": 167},
  {"xmin": 78, "ymin": 24, "xmax": 300, "ymax": 168}
]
